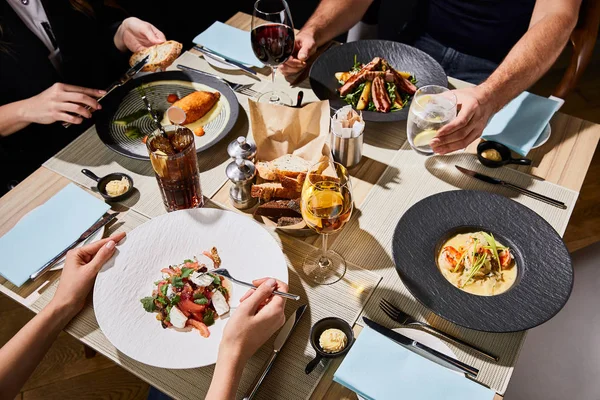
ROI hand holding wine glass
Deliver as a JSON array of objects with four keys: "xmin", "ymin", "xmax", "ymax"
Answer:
[
  {"xmin": 301, "ymin": 161, "xmax": 353, "ymax": 285},
  {"xmin": 251, "ymin": 0, "xmax": 295, "ymax": 105}
]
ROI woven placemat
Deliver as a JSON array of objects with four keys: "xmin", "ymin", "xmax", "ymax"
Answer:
[
  {"xmin": 31, "ymin": 205, "xmax": 382, "ymax": 400},
  {"xmin": 330, "ymin": 143, "xmax": 578, "ymax": 395}
]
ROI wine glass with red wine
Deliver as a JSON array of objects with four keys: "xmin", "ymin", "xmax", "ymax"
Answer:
[{"xmin": 251, "ymin": 0, "xmax": 295, "ymax": 105}]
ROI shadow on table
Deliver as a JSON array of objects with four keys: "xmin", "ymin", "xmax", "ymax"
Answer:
[
  {"xmin": 198, "ymin": 103, "xmax": 250, "ymax": 174},
  {"xmin": 348, "ymin": 156, "xmax": 400, "ymax": 191},
  {"xmin": 361, "ymin": 287, "xmax": 520, "ymax": 367},
  {"xmin": 363, "ymin": 121, "xmax": 408, "ymax": 151},
  {"xmin": 424, "ymin": 152, "xmax": 535, "ymax": 199}
]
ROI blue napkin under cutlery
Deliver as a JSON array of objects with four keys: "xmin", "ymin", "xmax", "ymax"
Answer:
[
  {"xmin": 0, "ymin": 183, "xmax": 110, "ymax": 287},
  {"xmin": 333, "ymin": 325, "xmax": 496, "ymax": 400},
  {"xmin": 193, "ymin": 21, "xmax": 264, "ymax": 67}
]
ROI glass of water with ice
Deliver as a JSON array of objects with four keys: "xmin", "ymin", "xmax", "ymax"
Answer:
[{"xmin": 407, "ymin": 85, "xmax": 457, "ymax": 155}]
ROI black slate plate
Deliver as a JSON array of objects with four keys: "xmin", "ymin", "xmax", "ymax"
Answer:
[
  {"xmin": 392, "ymin": 190, "xmax": 573, "ymax": 332},
  {"xmin": 95, "ymin": 71, "xmax": 239, "ymax": 160},
  {"xmin": 308, "ymin": 40, "xmax": 447, "ymax": 122}
]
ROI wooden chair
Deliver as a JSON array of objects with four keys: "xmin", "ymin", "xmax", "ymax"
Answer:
[{"xmin": 553, "ymin": 0, "xmax": 600, "ymax": 98}]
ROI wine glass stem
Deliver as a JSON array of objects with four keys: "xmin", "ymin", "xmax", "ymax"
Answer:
[
  {"xmin": 319, "ymin": 234, "xmax": 331, "ymax": 268},
  {"xmin": 271, "ymin": 65, "xmax": 277, "ymax": 84}
]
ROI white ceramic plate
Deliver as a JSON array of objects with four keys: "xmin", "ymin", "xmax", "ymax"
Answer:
[
  {"xmin": 93, "ymin": 208, "xmax": 288, "ymax": 369},
  {"xmin": 531, "ymin": 123, "xmax": 551, "ymax": 149}
]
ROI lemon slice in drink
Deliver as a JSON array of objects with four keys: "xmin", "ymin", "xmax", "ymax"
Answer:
[{"xmin": 413, "ymin": 129, "xmax": 438, "ymax": 147}]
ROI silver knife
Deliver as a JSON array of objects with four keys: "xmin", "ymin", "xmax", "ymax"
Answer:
[
  {"xmin": 193, "ymin": 45, "xmax": 258, "ymax": 76},
  {"xmin": 243, "ymin": 304, "xmax": 308, "ymax": 400},
  {"xmin": 62, "ymin": 55, "xmax": 149, "ymax": 128},
  {"xmin": 30, "ymin": 212, "xmax": 120, "ymax": 281},
  {"xmin": 455, "ymin": 165, "xmax": 567, "ymax": 209},
  {"xmin": 362, "ymin": 317, "xmax": 479, "ymax": 378}
]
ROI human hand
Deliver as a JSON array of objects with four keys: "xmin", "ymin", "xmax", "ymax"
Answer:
[
  {"xmin": 22, "ymin": 83, "xmax": 105, "ymax": 125},
  {"xmin": 50, "ymin": 232, "xmax": 126, "ymax": 317},
  {"xmin": 114, "ymin": 17, "xmax": 166, "ymax": 53},
  {"xmin": 219, "ymin": 278, "xmax": 288, "ymax": 362},
  {"xmin": 430, "ymin": 87, "xmax": 499, "ymax": 155},
  {"xmin": 280, "ymin": 30, "xmax": 317, "ymax": 77}
]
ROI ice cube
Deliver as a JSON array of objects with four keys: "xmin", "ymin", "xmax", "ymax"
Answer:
[
  {"xmin": 150, "ymin": 135, "xmax": 176, "ymax": 155},
  {"xmin": 169, "ymin": 127, "xmax": 193, "ymax": 153}
]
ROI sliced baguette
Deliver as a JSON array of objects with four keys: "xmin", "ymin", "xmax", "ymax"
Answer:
[
  {"xmin": 256, "ymin": 161, "xmax": 278, "ymax": 181},
  {"xmin": 271, "ymin": 154, "xmax": 311, "ymax": 178},
  {"xmin": 250, "ymin": 182, "xmax": 300, "ymax": 201},
  {"xmin": 129, "ymin": 40, "xmax": 183, "ymax": 72},
  {"xmin": 278, "ymin": 173, "xmax": 306, "ymax": 192}
]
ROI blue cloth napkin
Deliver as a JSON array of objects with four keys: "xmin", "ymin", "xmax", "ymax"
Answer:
[
  {"xmin": 333, "ymin": 325, "xmax": 496, "ymax": 400},
  {"xmin": 480, "ymin": 92, "xmax": 562, "ymax": 156},
  {"xmin": 193, "ymin": 21, "xmax": 263, "ymax": 67},
  {"xmin": 0, "ymin": 183, "xmax": 110, "ymax": 287}
]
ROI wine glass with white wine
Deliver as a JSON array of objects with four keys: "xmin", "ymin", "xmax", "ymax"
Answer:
[{"xmin": 301, "ymin": 160, "xmax": 353, "ymax": 285}]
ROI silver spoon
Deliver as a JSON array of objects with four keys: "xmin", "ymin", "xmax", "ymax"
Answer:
[{"xmin": 210, "ymin": 268, "xmax": 300, "ymax": 301}]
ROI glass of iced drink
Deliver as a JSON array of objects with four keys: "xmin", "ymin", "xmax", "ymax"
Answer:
[
  {"xmin": 146, "ymin": 125, "xmax": 204, "ymax": 212},
  {"xmin": 407, "ymin": 85, "xmax": 457, "ymax": 155}
]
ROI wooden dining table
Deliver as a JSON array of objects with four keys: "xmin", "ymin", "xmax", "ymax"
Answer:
[{"xmin": 1, "ymin": 11, "xmax": 599, "ymax": 400}]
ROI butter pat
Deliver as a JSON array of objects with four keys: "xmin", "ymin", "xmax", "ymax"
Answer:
[
  {"xmin": 319, "ymin": 328, "xmax": 348, "ymax": 353},
  {"xmin": 105, "ymin": 177, "xmax": 130, "ymax": 197}
]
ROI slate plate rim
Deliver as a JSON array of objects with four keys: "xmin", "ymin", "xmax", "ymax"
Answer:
[
  {"xmin": 308, "ymin": 39, "xmax": 448, "ymax": 122},
  {"xmin": 392, "ymin": 190, "xmax": 573, "ymax": 333},
  {"xmin": 95, "ymin": 70, "xmax": 240, "ymax": 161}
]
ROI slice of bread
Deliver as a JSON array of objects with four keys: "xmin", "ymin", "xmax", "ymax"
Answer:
[
  {"xmin": 253, "ymin": 199, "xmax": 301, "ymax": 218},
  {"xmin": 278, "ymin": 173, "xmax": 306, "ymax": 192},
  {"xmin": 250, "ymin": 183, "xmax": 300, "ymax": 201},
  {"xmin": 277, "ymin": 217, "xmax": 304, "ymax": 227},
  {"xmin": 256, "ymin": 161, "xmax": 278, "ymax": 181},
  {"xmin": 129, "ymin": 40, "xmax": 183, "ymax": 72},
  {"xmin": 255, "ymin": 154, "xmax": 311, "ymax": 180},
  {"xmin": 271, "ymin": 154, "xmax": 311, "ymax": 178}
]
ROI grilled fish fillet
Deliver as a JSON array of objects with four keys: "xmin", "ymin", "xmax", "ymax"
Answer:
[{"xmin": 170, "ymin": 91, "xmax": 221, "ymax": 125}]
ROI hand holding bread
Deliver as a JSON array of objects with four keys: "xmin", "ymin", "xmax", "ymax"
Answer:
[{"xmin": 129, "ymin": 40, "xmax": 182, "ymax": 72}]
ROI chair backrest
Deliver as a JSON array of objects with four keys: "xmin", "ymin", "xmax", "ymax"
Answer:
[{"xmin": 553, "ymin": 0, "xmax": 600, "ymax": 98}]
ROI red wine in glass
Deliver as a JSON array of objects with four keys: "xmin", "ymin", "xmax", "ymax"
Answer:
[
  {"xmin": 251, "ymin": 0, "xmax": 295, "ymax": 105},
  {"xmin": 250, "ymin": 23, "xmax": 295, "ymax": 66}
]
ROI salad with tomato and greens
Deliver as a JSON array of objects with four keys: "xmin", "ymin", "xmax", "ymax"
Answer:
[{"xmin": 140, "ymin": 247, "xmax": 230, "ymax": 338}]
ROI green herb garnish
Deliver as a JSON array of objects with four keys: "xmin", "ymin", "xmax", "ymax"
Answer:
[
  {"xmin": 181, "ymin": 267, "xmax": 194, "ymax": 278},
  {"xmin": 156, "ymin": 296, "xmax": 167, "ymax": 305},
  {"xmin": 140, "ymin": 297, "xmax": 155, "ymax": 312},
  {"xmin": 184, "ymin": 259, "xmax": 193, "ymax": 263},
  {"xmin": 211, "ymin": 274, "xmax": 221, "ymax": 286},
  {"xmin": 160, "ymin": 283, "xmax": 168, "ymax": 297},
  {"xmin": 194, "ymin": 297, "xmax": 209, "ymax": 305},
  {"xmin": 171, "ymin": 276, "xmax": 184, "ymax": 288},
  {"xmin": 351, "ymin": 54, "xmax": 361, "ymax": 72},
  {"xmin": 461, "ymin": 253, "xmax": 487, "ymax": 288},
  {"xmin": 342, "ymin": 82, "xmax": 365, "ymax": 107},
  {"xmin": 203, "ymin": 310, "xmax": 215, "ymax": 326},
  {"xmin": 482, "ymin": 232, "xmax": 500, "ymax": 268},
  {"xmin": 171, "ymin": 294, "xmax": 180, "ymax": 305}
]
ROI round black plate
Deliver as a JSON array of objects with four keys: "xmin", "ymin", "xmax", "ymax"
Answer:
[
  {"xmin": 392, "ymin": 190, "xmax": 573, "ymax": 332},
  {"xmin": 309, "ymin": 40, "xmax": 447, "ymax": 122},
  {"xmin": 95, "ymin": 71, "xmax": 239, "ymax": 160}
]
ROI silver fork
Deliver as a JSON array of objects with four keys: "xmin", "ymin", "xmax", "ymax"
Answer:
[
  {"xmin": 176, "ymin": 64, "xmax": 260, "ymax": 98},
  {"xmin": 210, "ymin": 268, "xmax": 300, "ymax": 301},
  {"xmin": 379, "ymin": 298, "xmax": 499, "ymax": 361}
]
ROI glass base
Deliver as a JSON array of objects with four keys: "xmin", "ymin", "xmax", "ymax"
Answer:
[
  {"xmin": 303, "ymin": 248, "xmax": 346, "ymax": 285},
  {"xmin": 257, "ymin": 91, "xmax": 293, "ymax": 106}
]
